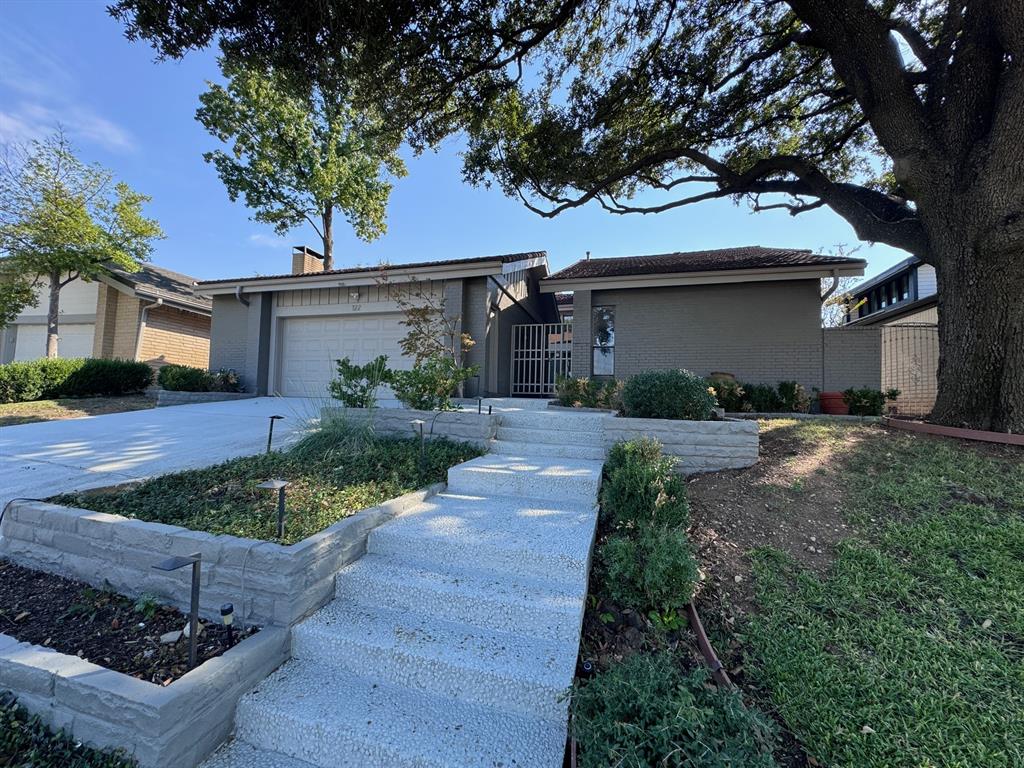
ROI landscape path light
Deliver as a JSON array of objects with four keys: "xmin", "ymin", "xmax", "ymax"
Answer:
[
  {"xmin": 410, "ymin": 419, "xmax": 426, "ymax": 476},
  {"xmin": 220, "ymin": 603, "xmax": 235, "ymax": 648},
  {"xmin": 151, "ymin": 552, "xmax": 201, "ymax": 669},
  {"xmin": 257, "ymin": 479, "xmax": 290, "ymax": 539},
  {"xmin": 266, "ymin": 415, "xmax": 285, "ymax": 453}
]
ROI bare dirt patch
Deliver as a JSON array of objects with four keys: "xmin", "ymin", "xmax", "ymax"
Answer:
[
  {"xmin": 687, "ymin": 419, "xmax": 876, "ymax": 619},
  {"xmin": 0, "ymin": 560, "xmax": 255, "ymax": 685},
  {"xmin": 0, "ymin": 395, "xmax": 154, "ymax": 427}
]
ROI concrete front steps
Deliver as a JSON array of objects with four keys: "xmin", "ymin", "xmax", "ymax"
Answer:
[
  {"xmin": 203, "ymin": 444, "xmax": 601, "ymax": 768},
  {"xmin": 489, "ymin": 410, "xmax": 609, "ymax": 461}
]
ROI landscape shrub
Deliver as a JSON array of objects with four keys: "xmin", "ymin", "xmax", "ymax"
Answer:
[
  {"xmin": 391, "ymin": 355, "xmax": 478, "ymax": 411},
  {"xmin": 604, "ymin": 436, "xmax": 664, "ymax": 479},
  {"xmin": 710, "ymin": 378, "xmax": 748, "ymax": 412},
  {"xmin": 572, "ymin": 653, "xmax": 778, "ymax": 768},
  {"xmin": 776, "ymin": 380, "xmax": 811, "ymax": 413},
  {"xmin": 843, "ymin": 387, "xmax": 901, "ymax": 416},
  {"xmin": 601, "ymin": 447, "xmax": 689, "ymax": 530},
  {"xmin": 743, "ymin": 382, "xmax": 785, "ymax": 413},
  {"xmin": 600, "ymin": 525, "xmax": 699, "ymax": 612},
  {"xmin": 555, "ymin": 375, "xmax": 622, "ymax": 410},
  {"xmin": 0, "ymin": 357, "xmax": 151, "ymax": 403},
  {"xmin": 328, "ymin": 355, "xmax": 391, "ymax": 407},
  {"xmin": 621, "ymin": 369, "xmax": 715, "ymax": 420},
  {"xmin": 157, "ymin": 364, "xmax": 241, "ymax": 393}
]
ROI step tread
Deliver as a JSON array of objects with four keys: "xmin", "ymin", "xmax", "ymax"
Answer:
[
  {"xmin": 234, "ymin": 661, "xmax": 566, "ymax": 768},
  {"xmin": 293, "ymin": 598, "xmax": 574, "ymax": 689},
  {"xmin": 494, "ymin": 425, "xmax": 606, "ymax": 445},
  {"xmin": 490, "ymin": 440, "xmax": 607, "ymax": 459},
  {"xmin": 202, "ymin": 741, "xmax": 318, "ymax": 768}
]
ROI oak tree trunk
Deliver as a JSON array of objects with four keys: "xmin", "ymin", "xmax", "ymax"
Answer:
[
  {"xmin": 46, "ymin": 270, "xmax": 61, "ymax": 359},
  {"xmin": 321, "ymin": 207, "xmax": 334, "ymax": 271},
  {"xmin": 930, "ymin": 242, "xmax": 1024, "ymax": 433}
]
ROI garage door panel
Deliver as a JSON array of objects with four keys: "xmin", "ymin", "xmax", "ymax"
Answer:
[
  {"xmin": 278, "ymin": 313, "xmax": 411, "ymax": 397},
  {"xmin": 14, "ymin": 323, "xmax": 94, "ymax": 361}
]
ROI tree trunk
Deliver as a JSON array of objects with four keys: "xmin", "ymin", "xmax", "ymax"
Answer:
[
  {"xmin": 930, "ymin": 241, "xmax": 1024, "ymax": 433},
  {"xmin": 321, "ymin": 208, "xmax": 334, "ymax": 270},
  {"xmin": 46, "ymin": 269, "xmax": 61, "ymax": 359}
]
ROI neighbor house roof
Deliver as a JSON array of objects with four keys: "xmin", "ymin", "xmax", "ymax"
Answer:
[
  {"xmin": 197, "ymin": 251, "xmax": 548, "ymax": 294},
  {"xmin": 541, "ymin": 246, "xmax": 865, "ymax": 291},
  {"xmin": 107, "ymin": 264, "xmax": 211, "ymax": 313},
  {"xmin": 843, "ymin": 294, "xmax": 938, "ymax": 326},
  {"xmin": 844, "ymin": 255, "xmax": 920, "ymax": 297}
]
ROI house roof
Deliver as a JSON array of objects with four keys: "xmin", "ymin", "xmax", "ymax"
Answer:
[
  {"xmin": 199, "ymin": 251, "xmax": 547, "ymax": 288},
  {"xmin": 107, "ymin": 264, "xmax": 211, "ymax": 313},
  {"xmin": 554, "ymin": 293, "xmax": 573, "ymax": 305},
  {"xmin": 846, "ymin": 255, "xmax": 921, "ymax": 297},
  {"xmin": 844, "ymin": 294, "xmax": 938, "ymax": 326},
  {"xmin": 546, "ymin": 246, "xmax": 865, "ymax": 282}
]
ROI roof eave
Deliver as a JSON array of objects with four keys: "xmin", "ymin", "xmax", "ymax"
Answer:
[{"xmin": 540, "ymin": 262, "xmax": 866, "ymax": 292}]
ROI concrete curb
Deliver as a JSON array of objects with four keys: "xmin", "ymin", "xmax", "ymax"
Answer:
[
  {"xmin": 0, "ymin": 626, "xmax": 289, "ymax": 768},
  {"xmin": 154, "ymin": 390, "xmax": 256, "ymax": 407}
]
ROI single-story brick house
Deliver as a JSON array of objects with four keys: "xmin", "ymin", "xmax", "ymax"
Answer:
[
  {"xmin": 0, "ymin": 264, "xmax": 212, "ymax": 369},
  {"xmin": 197, "ymin": 245, "xmax": 867, "ymax": 398}
]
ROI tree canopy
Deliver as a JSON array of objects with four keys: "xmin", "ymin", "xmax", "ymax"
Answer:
[
  {"xmin": 110, "ymin": 0, "xmax": 1024, "ymax": 430},
  {"xmin": 0, "ymin": 131, "xmax": 163, "ymax": 355},
  {"xmin": 196, "ymin": 53, "xmax": 406, "ymax": 269}
]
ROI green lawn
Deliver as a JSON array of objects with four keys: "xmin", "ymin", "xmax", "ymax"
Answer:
[
  {"xmin": 0, "ymin": 395, "xmax": 154, "ymax": 427},
  {"xmin": 52, "ymin": 421, "xmax": 482, "ymax": 544},
  {"xmin": 743, "ymin": 423, "xmax": 1024, "ymax": 767}
]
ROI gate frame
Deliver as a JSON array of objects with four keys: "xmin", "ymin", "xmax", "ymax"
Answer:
[{"xmin": 510, "ymin": 322, "xmax": 573, "ymax": 396}]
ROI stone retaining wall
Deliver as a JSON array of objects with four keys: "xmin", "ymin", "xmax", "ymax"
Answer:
[
  {"xmin": 0, "ymin": 484, "xmax": 443, "ymax": 628},
  {"xmin": 323, "ymin": 407, "xmax": 499, "ymax": 448},
  {"xmin": 0, "ymin": 626, "xmax": 288, "ymax": 768},
  {"xmin": 153, "ymin": 390, "xmax": 256, "ymax": 407},
  {"xmin": 603, "ymin": 416, "xmax": 759, "ymax": 474}
]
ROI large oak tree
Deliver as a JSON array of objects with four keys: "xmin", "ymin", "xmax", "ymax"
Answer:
[{"xmin": 111, "ymin": 0, "xmax": 1024, "ymax": 431}]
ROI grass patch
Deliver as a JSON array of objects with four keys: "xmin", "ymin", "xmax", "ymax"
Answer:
[
  {"xmin": 0, "ymin": 693, "xmax": 134, "ymax": 767},
  {"xmin": 52, "ymin": 420, "xmax": 482, "ymax": 544},
  {"xmin": 0, "ymin": 395, "xmax": 154, "ymax": 427},
  {"xmin": 744, "ymin": 425, "xmax": 1024, "ymax": 767}
]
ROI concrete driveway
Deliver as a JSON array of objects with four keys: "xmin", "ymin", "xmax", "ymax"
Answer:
[{"xmin": 0, "ymin": 397, "xmax": 321, "ymax": 510}]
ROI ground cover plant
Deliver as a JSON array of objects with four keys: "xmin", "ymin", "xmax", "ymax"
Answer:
[
  {"xmin": 0, "ymin": 560, "xmax": 254, "ymax": 685},
  {"xmin": 573, "ymin": 437, "xmax": 777, "ymax": 766},
  {"xmin": 686, "ymin": 420, "xmax": 1024, "ymax": 767},
  {"xmin": 0, "ymin": 692, "xmax": 134, "ymax": 768},
  {"xmin": 0, "ymin": 395, "xmax": 154, "ymax": 427},
  {"xmin": 52, "ymin": 420, "xmax": 482, "ymax": 544}
]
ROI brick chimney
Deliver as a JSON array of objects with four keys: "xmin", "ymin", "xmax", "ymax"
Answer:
[{"xmin": 292, "ymin": 246, "xmax": 325, "ymax": 275}]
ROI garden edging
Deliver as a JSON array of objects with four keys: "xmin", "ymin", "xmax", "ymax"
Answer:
[
  {"xmin": 0, "ymin": 482, "xmax": 445, "ymax": 628},
  {"xmin": 0, "ymin": 625, "xmax": 288, "ymax": 768}
]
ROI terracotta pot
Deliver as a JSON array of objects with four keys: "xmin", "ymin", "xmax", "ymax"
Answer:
[{"xmin": 819, "ymin": 391, "xmax": 849, "ymax": 415}]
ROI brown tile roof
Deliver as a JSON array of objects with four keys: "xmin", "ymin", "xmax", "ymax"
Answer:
[
  {"xmin": 199, "ymin": 251, "xmax": 547, "ymax": 286},
  {"xmin": 554, "ymin": 293, "xmax": 574, "ymax": 305},
  {"xmin": 107, "ymin": 263, "xmax": 211, "ymax": 312},
  {"xmin": 545, "ymin": 246, "xmax": 865, "ymax": 281}
]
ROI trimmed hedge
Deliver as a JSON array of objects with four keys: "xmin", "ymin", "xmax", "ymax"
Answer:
[
  {"xmin": 621, "ymin": 369, "xmax": 715, "ymax": 420},
  {"xmin": 157, "ymin": 364, "xmax": 242, "ymax": 393},
  {"xmin": 0, "ymin": 358, "xmax": 152, "ymax": 404}
]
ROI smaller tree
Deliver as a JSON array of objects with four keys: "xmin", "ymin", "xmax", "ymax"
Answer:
[
  {"xmin": 821, "ymin": 276, "xmax": 866, "ymax": 328},
  {"xmin": 379, "ymin": 271, "xmax": 475, "ymax": 366},
  {"xmin": 0, "ymin": 131, "xmax": 163, "ymax": 357},
  {"xmin": 197, "ymin": 54, "xmax": 406, "ymax": 270}
]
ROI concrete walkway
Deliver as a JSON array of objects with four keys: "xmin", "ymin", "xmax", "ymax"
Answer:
[
  {"xmin": 204, "ymin": 413, "xmax": 603, "ymax": 768},
  {"xmin": 0, "ymin": 397, "xmax": 320, "ymax": 509}
]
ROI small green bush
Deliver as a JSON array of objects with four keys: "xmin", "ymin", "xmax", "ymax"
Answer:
[
  {"xmin": 743, "ymin": 382, "xmax": 784, "ymax": 413},
  {"xmin": 601, "ymin": 458, "xmax": 689, "ymax": 530},
  {"xmin": 555, "ymin": 375, "xmax": 622, "ymax": 411},
  {"xmin": 600, "ymin": 525, "xmax": 699, "ymax": 613},
  {"xmin": 572, "ymin": 653, "xmax": 778, "ymax": 768},
  {"xmin": 710, "ymin": 378, "xmax": 748, "ymax": 412},
  {"xmin": 0, "ymin": 692, "xmax": 136, "ymax": 767},
  {"xmin": 0, "ymin": 357, "xmax": 151, "ymax": 403},
  {"xmin": 843, "ymin": 387, "xmax": 900, "ymax": 415},
  {"xmin": 157, "ymin": 364, "xmax": 241, "ymax": 393},
  {"xmin": 621, "ymin": 369, "xmax": 715, "ymax": 420},
  {"xmin": 391, "ymin": 356, "xmax": 478, "ymax": 411},
  {"xmin": 604, "ymin": 436, "xmax": 664, "ymax": 479},
  {"xmin": 328, "ymin": 355, "xmax": 391, "ymax": 407},
  {"xmin": 776, "ymin": 380, "xmax": 811, "ymax": 413}
]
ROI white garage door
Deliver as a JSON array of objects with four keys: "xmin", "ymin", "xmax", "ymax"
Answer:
[
  {"xmin": 14, "ymin": 323, "xmax": 95, "ymax": 361},
  {"xmin": 277, "ymin": 314, "xmax": 412, "ymax": 397}
]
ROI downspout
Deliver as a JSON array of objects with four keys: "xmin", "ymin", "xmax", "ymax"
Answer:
[
  {"xmin": 134, "ymin": 297, "xmax": 163, "ymax": 360},
  {"xmin": 820, "ymin": 268, "xmax": 840, "ymax": 301},
  {"xmin": 234, "ymin": 286, "xmax": 250, "ymax": 306},
  {"xmin": 819, "ymin": 269, "xmax": 840, "ymax": 394},
  {"xmin": 488, "ymin": 275, "xmax": 543, "ymax": 323}
]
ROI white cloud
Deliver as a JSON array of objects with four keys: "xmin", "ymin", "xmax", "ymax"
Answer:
[
  {"xmin": 0, "ymin": 25, "xmax": 136, "ymax": 153},
  {"xmin": 248, "ymin": 233, "xmax": 289, "ymax": 249}
]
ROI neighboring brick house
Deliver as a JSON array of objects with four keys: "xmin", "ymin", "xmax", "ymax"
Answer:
[{"xmin": 1, "ymin": 264, "xmax": 212, "ymax": 370}]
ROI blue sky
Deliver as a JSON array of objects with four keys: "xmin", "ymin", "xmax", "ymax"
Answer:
[{"xmin": 0, "ymin": 0, "xmax": 907, "ymax": 282}]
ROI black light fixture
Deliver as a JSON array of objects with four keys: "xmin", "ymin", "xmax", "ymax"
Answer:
[
  {"xmin": 266, "ymin": 414, "xmax": 285, "ymax": 454},
  {"xmin": 220, "ymin": 603, "xmax": 235, "ymax": 648},
  {"xmin": 257, "ymin": 479, "xmax": 290, "ymax": 539},
  {"xmin": 152, "ymin": 553, "xmax": 202, "ymax": 669},
  {"xmin": 410, "ymin": 419, "xmax": 426, "ymax": 475}
]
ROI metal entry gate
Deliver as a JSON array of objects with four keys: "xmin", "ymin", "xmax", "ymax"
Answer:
[{"xmin": 511, "ymin": 323, "xmax": 572, "ymax": 396}]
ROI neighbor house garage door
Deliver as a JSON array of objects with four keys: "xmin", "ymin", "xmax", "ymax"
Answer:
[
  {"xmin": 277, "ymin": 314, "xmax": 411, "ymax": 397},
  {"xmin": 14, "ymin": 323, "xmax": 95, "ymax": 361}
]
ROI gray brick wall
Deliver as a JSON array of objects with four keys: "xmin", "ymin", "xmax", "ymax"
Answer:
[
  {"xmin": 209, "ymin": 294, "xmax": 249, "ymax": 375},
  {"xmin": 573, "ymin": 280, "xmax": 824, "ymax": 389},
  {"xmin": 823, "ymin": 327, "xmax": 882, "ymax": 390}
]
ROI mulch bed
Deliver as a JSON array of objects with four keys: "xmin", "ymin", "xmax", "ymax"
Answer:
[{"xmin": 0, "ymin": 560, "xmax": 257, "ymax": 685}]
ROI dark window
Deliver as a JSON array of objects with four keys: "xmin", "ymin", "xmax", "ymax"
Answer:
[
  {"xmin": 900, "ymin": 275, "xmax": 910, "ymax": 301},
  {"xmin": 592, "ymin": 305, "xmax": 615, "ymax": 376}
]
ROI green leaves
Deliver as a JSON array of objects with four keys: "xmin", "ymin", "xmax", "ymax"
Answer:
[{"xmin": 196, "ymin": 52, "xmax": 406, "ymax": 266}]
